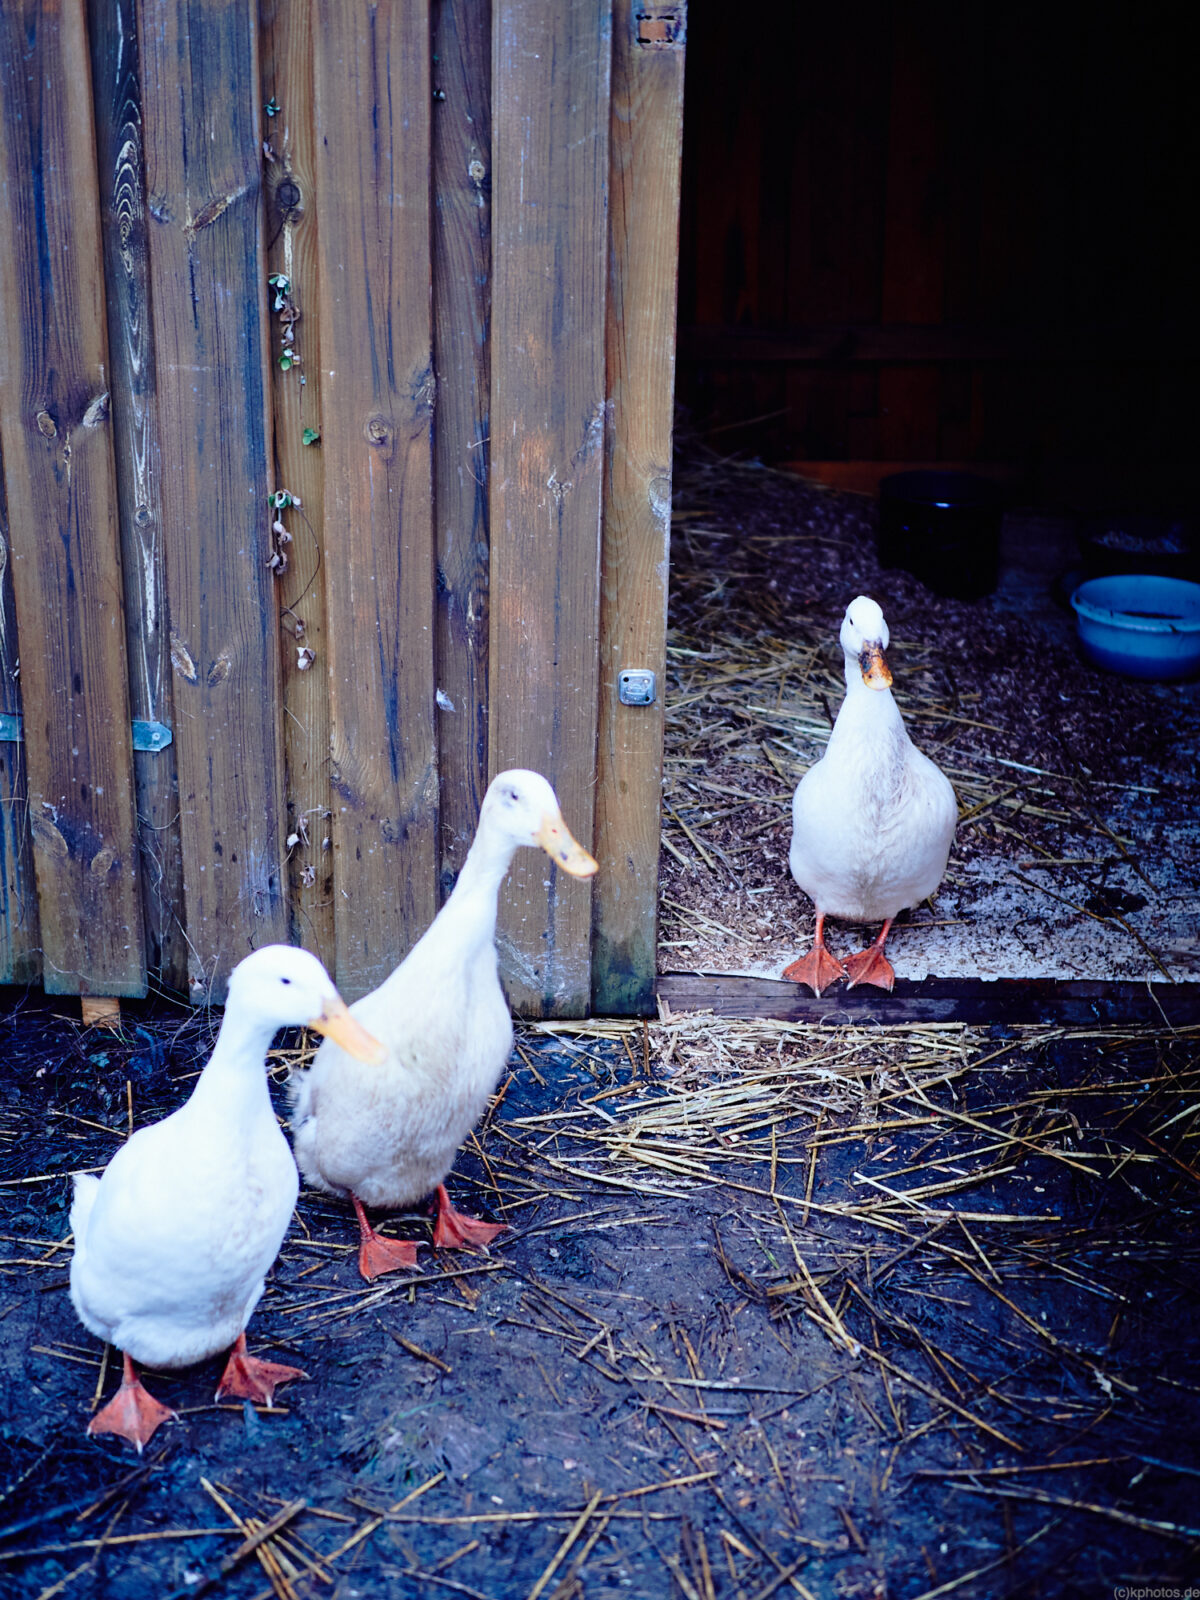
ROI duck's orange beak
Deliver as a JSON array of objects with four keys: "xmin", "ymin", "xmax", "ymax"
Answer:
[
  {"xmin": 309, "ymin": 995, "xmax": 387, "ymax": 1064},
  {"xmin": 534, "ymin": 810, "xmax": 599, "ymax": 878},
  {"xmin": 859, "ymin": 642, "xmax": 893, "ymax": 690}
]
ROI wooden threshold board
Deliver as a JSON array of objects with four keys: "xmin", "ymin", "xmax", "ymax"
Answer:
[{"xmin": 656, "ymin": 974, "xmax": 1200, "ymax": 1028}]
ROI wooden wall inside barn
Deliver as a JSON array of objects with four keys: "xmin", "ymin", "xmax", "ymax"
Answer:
[
  {"xmin": 0, "ymin": 0, "xmax": 685, "ymax": 1016},
  {"xmin": 676, "ymin": 2, "xmax": 1198, "ymax": 492}
]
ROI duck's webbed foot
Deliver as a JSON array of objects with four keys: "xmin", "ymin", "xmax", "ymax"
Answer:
[
  {"xmin": 353, "ymin": 1194, "xmax": 420, "ymax": 1280},
  {"xmin": 88, "ymin": 1352, "xmax": 176, "ymax": 1452},
  {"xmin": 781, "ymin": 913, "xmax": 848, "ymax": 996},
  {"xmin": 432, "ymin": 1184, "xmax": 506, "ymax": 1250},
  {"xmin": 216, "ymin": 1332, "xmax": 307, "ymax": 1406},
  {"xmin": 842, "ymin": 919, "xmax": 896, "ymax": 992}
]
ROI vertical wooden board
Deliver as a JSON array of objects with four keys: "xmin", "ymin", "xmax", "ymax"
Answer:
[
  {"xmin": 490, "ymin": 0, "xmax": 612, "ymax": 1017},
  {"xmin": 87, "ymin": 0, "xmax": 186, "ymax": 994},
  {"xmin": 0, "ymin": 442, "xmax": 40, "ymax": 985},
  {"xmin": 259, "ymin": 0, "xmax": 333, "ymax": 966},
  {"xmin": 432, "ymin": 0, "xmax": 492, "ymax": 898},
  {"xmin": 592, "ymin": 1, "xmax": 685, "ymax": 1015},
  {"xmin": 314, "ymin": 1, "xmax": 439, "ymax": 998},
  {"xmin": 0, "ymin": 0, "xmax": 146, "ymax": 997},
  {"xmin": 139, "ymin": 1, "xmax": 288, "ymax": 1000}
]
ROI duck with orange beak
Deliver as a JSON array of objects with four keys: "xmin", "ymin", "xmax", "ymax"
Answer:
[
  {"xmin": 782, "ymin": 596, "xmax": 958, "ymax": 995},
  {"xmin": 291, "ymin": 770, "xmax": 598, "ymax": 1279},
  {"xmin": 70, "ymin": 946, "xmax": 386, "ymax": 1451}
]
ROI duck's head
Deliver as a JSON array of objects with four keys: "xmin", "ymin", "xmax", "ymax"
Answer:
[
  {"xmin": 480, "ymin": 770, "xmax": 599, "ymax": 877},
  {"xmin": 839, "ymin": 595, "xmax": 893, "ymax": 690},
  {"xmin": 227, "ymin": 946, "xmax": 387, "ymax": 1062}
]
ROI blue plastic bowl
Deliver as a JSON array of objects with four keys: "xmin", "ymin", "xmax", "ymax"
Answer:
[{"xmin": 1070, "ymin": 573, "xmax": 1200, "ymax": 680}]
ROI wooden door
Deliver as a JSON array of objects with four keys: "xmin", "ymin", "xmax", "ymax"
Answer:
[
  {"xmin": 488, "ymin": 0, "xmax": 685, "ymax": 1016},
  {"xmin": 0, "ymin": 0, "xmax": 686, "ymax": 1017}
]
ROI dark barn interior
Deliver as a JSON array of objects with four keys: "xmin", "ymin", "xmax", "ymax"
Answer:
[
  {"xmin": 3, "ymin": 6, "xmax": 1200, "ymax": 1599},
  {"xmin": 675, "ymin": 1, "xmax": 1197, "ymax": 504}
]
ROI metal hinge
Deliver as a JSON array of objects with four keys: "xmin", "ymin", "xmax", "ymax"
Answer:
[
  {"xmin": 132, "ymin": 720, "xmax": 173, "ymax": 752},
  {"xmin": 0, "ymin": 714, "xmax": 172, "ymax": 752},
  {"xmin": 635, "ymin": 5, "xmax": 686, "ymax": 49}
]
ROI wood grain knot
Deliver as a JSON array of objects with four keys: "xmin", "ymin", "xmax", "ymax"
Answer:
[
  {"xmin": 275, "ymin": 178, "xmax": 302, "ymax": 215},
  {"xmin": 90, "ymin": 845, "xmax": 116, "ymax": 878},
  {"xmin": 81, "ymin": 392, "xmax": 110, "ymax": 428},
  {"xmin": 30, "ymin": 814, "xmax": 69, "ymax": 859},
  {"xmin": 207, "ymin": 650, "xmax": 233, "ymax": 687},
  {"xmin": 170, "ymin": 633, "xmax": 198, "ymax": 684},
  {"xmin": 365, "ymin": 416, "xmax": 393, "ymax": 449},
  {"xmin": 35, "ymin": 410, "xmax": 57, "ymax": 438}
]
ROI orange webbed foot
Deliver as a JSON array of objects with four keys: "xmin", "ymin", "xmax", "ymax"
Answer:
[
  {"xmin": 782, "ymin": 912, "xmax": 848, "ymax": 996},
  {"xmin": 88, "ymin": 1353, "xmax": 176, "ymax": 1453},
  {"xmin": 358, "ymin": 1231, "xmax": 420, "ymax": 1280},
  {"xmin": 353, "ymin": 1195, "xmax": 420, "ymax": 1281},
  {"xmin": 842, "ymin": 945, "xmax": 896, "ymax": 992},
  {"xmin": 842, "ymin": 920, "xmax": 896, "ymax": 992},
  {"xmin": 781, "ymin": 944, "xmax": 848, "ymax": 996},
  {"xmin": 432, "ymin": 1184, "xmax": 506, "ymax": 1250},
  {"xmin": 215, "ymin": 1333, "xmax": 307, "ymax": 1406}
]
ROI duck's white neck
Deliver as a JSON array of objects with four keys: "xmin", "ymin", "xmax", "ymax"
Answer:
[
  {"xmin": 409, "ymin": 815, "xmax": 520, "ymax": 966},
  {"xmin": 831, "ymin": 651, "xmax": 906, "ymax": 747},
  {"xmin": 186, "ymin": 1003, "xmax": 282, "ymax": 1122}
]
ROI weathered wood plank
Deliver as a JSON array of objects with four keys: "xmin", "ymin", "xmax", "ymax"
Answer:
[
  {"xmin": 0, "ymin": 443, "xmax": 40, "ymax": 986},
  {"xmin": 0, "ymin": 0, "xmax": 146, "ymax": 997},
  {"xmin": 657, "ymin": 974, "xmax": 1200, "ymax": 1029},
  {"xmin": 139, "ymin": 1, "xmax": 288, "ymax": 1000},
  {"xmin": 314, "ymin": 0, "xmax": 439, "ymax": 998},
  {"xmin": 81, "ymin": 995, "xmax": 122, "ymax": 1028},
  {"xmin": 87, "ymin": 0, "xmax": 186, "ymax": 994},
  {"xmin": 592, "ymin": 0, "xmax": 686, "ymax": 1015},
  {"xmin": 260, "ymin": 0, "xmax": 334, "ymax": 968},
  {"xmin": 490, "ymin": 0, "xmax": 612, "ymax": 1017},
  {"xmin": 432, "ymin": 0, "xmax": 492, "ymax": 899}
]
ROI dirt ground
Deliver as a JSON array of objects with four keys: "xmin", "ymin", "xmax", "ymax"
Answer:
[{"xmin": 1, "ymin": 996, "xmax": 1198, "ymax": 1600}]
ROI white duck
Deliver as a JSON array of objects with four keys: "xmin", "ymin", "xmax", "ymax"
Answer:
[
  {"xmin": 291, "ymin": 770, "xmax": 597, "ymax": 1280},
  {"xmin": 70, "ymin": 944, "xmax": 384, "ymax": 1451},
  {"xmin": 782, "ymin": 596, "xmax": 957, "ymax": 995}
]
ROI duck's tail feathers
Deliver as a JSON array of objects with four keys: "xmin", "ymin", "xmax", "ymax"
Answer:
[{"xmin": 69, "ymin": 1172, "xmax": 101, "ymax": 1244}]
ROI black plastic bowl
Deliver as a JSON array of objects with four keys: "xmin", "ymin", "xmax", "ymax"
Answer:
[{"xmin": 878, "ymin": 470, "xmax": 1002, "ymax": 600}]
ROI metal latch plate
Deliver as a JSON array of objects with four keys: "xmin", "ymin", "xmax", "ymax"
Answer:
[
  {"xmin": 618, "ymin": 669, "xmax": 657, "ymax": 706},
  {"xmin": 635, "ymin": 6, "xmax": 686, "ymax": 48}
]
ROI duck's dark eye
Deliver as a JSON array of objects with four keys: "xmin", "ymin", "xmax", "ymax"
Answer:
[
  {"xmin": 507, "ymin": 789, "xmax": 519, "ymax": 802},
  {"xmin": 281, "ymin": 977, "xmax": 292, "ymax": 986}
]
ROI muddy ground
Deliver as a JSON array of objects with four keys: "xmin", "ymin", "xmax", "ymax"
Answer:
[{"xmin": 1, "ymin": 996, "xmax": 1198, "ymax": 1599}]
